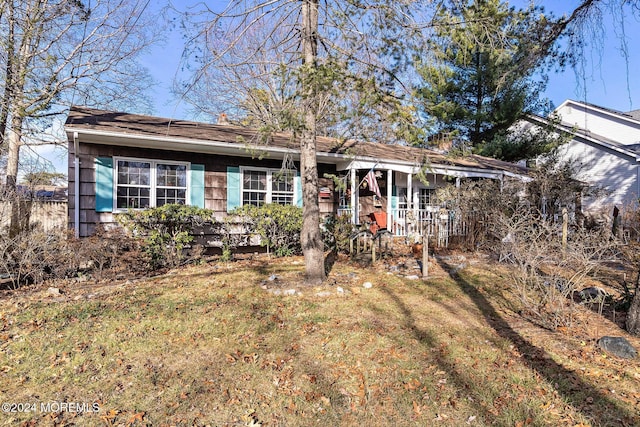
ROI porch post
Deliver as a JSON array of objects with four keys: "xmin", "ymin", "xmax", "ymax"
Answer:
[
  {"xmin": 350, "ymin": 168, "xmax": 357, "ymax": 225},
  {"xmin": 386, "ymin": 169, "xmax": 393, "ymax": 231},
  {"xmin": 407, "ymin": 173, "xmax": 413, "ymax": 211}
]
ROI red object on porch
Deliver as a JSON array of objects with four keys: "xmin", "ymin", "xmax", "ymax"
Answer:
[{"xmin": 369, "ymin": 212, "xmax": 387, "ymax": 234}]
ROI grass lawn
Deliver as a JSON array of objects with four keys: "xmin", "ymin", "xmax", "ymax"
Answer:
[{"xmin": 1, "ymin": 253, "xmax": 639, "ymax": 426}]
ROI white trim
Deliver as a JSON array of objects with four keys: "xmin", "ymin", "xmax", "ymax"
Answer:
[
  {"xmin": 558, "ymin": 99, "xmax": 640, "ymax": 126},
  {"xmin": 67, "ymin": 127, "xmax": 529, "ymax": 182},
  {"xmin": 525, "ymin": 114, "xmax": 640, "ymax": 163},
  {"xmin": 239, "ymin": 166, "xmax": 296, "ymax": 206},
  {"xmin": 112, "ymin": 156, "xmax": 191, "ymax": 212},
  {"xmin": 350, "ymin": 168, "xmax": 357, "ymax": 224}
]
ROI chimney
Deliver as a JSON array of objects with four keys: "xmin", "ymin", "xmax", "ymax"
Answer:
[{"xmin": 217, "ymin": 113, "xmax": 229, "ymax": 125}]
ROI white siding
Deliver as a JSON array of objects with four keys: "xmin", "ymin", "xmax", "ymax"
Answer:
[
  {"xmin": 556, "ymin": 101, "xmax": 640, "ymax": 145},
  {"xmin": 556, "ymin": 140, "xmax": 638, "ymax": 212}
]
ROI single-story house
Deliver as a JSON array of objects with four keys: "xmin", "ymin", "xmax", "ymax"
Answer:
[
  {"xmin": 64, "ymin": 106, "xmax": 528, "ymax": 239},
  {"xmin": 524, "ymin": 99, "xmax": 640, "ymax": 215}
]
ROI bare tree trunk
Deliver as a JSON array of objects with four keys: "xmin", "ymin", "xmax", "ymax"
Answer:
[
  {"xmin": 6, "ymin": 113, "xmax": 26, "ymax": 237},
  {"xmin": 626, "ymin": 276, "xmax": 640, "ymax": 336},
  {"xmin": 0, "ymin": 0, "xmax": 15, "ymax": 147},
  {"xmin": 5, "ymin": 113, "xmax": 22, "ymax": 189},
  {"xmin": 300, "ymin": 0, "xmax": 325, "ymax": 284}
]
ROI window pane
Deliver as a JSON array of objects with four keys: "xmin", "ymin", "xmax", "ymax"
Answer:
[
  {"xmin": 243, "ymin": 191, "xmax": 265, "ymax": 206},
  {"xmin": 271, "ymin": 171, "xmax": 294, "ymax": 205},
  {"xmin": 117, "ymin": 160, "xmax": 150, "ymax": 185},
  {"xmin": 116, "ymin": 161, "xmax": 151, "ymax": 209},
  {"xmin": 243, "ymin": 170, "xmax": 266, "ymax": 191},
  {"xmin": 397, "ymin": 187, "xmax": 408, "ymax": 210},
  {"xmin": 272, "ymin": 172, "xmax": 293, "ymax": 192},
  {"xmin": 242, "ymin": 170, "xmax": 267, "ymax": 206},
  {"xmin": 156, "ymin": 164, "xmax": 186, "ymax": 189},
  {"xmin": 272, "ymin": 194, "xmax": 293, "ymax": 205},
  {"xmin": 117, "ymin": 187, "xmax": 150, "ymax": 209},
  {"xmin": 156, "ymin": 188, "xmax": 186, "ymax": 206},
  {"xmin": 419, "ymin": 189, "xmax": 433, "ymax": 210}
]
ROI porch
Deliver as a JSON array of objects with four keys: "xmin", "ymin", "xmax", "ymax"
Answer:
[
  {"xmin": 337, "ymin": 206, "xmax": 468, "ymax": 246},
  {"xmin": 333, "ymin": 160, "xmax": 505, "ymax": 246}
]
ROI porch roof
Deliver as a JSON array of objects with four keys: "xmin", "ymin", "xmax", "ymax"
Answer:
[{"xmin": 65, "ymin": 106, "xmax": 529, "ymax": 180}]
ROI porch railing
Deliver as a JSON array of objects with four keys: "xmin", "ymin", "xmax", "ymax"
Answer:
[
  {"xmin": 334, "ymin": 206, "xmax": 469, "ymax": 246},
  {"xmin": 391, "ymin": 208, "xmax": 468, "ymax": 246}
]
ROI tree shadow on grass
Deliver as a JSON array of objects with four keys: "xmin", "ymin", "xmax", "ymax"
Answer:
[
  {"xmin": 434, "ymin": 257, "xmax": 639, "ymax": 426},
  {"xmin": 377, "ymin": 284, "xmax": 513, "ymax": 424}
]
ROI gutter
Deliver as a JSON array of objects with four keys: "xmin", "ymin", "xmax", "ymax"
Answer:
[{"xmin": 66, "ymin": 126, "xmax": 531, "ymax": 183}]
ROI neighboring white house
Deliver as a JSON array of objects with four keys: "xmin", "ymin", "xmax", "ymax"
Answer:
[{"xmin": 525, "ymin": 99, "xmax": 640, "ymax": 215}]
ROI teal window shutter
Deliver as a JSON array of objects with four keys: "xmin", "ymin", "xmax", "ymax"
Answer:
[
  {"xmin": 391, "ymin": 185, "xmax": 398, "ymax": 211},
  {"xmin": 190, "ymin": 164, "xmax": 205, "ymax": 208},
  {"xmin": 227, "ymin": 166, "xmax": 240, "ymax": 212},
  {"xmin": 295, "ymin": 172, "xmax": 302, "ymax": 207},
  {"xmin": 95, "ymin": 157, "xmax": 113, "ymax": 212}
]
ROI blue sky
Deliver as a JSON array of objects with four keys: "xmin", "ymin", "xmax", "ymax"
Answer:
[
  {"xmin": 35, "ymin": 0, "xmax": 640, "ymax": 174},
  {"xmin": 535, "ymin": 0, "xmax": 640, "ymax": 113},
  {"xmin": 143, "ymin": 0, "xmax": 640, "ymax": 117}
]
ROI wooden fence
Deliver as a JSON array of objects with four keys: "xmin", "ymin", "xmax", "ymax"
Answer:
[{"xmin": 0, "ymin": 200, "xmax": 68, "ymax": 233}]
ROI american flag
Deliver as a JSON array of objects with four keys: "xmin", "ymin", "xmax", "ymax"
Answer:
[{"xmin": 364, "ymin": 170, "xmax": 381, "ymax": 198}]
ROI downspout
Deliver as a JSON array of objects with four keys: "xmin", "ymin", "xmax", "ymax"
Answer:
[{"xmin": 73, "ymin": 132, "xmax": 80, "ymax": 238}]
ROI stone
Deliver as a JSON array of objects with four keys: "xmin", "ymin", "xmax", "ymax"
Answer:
[
  {"xmin": 362, "ymin": 282, "xmax": 373, "ymax": 289},
  {"xmin": 579, "ymin": 287, "xmax": 608, "ymax": 301},
  {"xmin": 315, "ymin": 291, "xmax": 332, "ymax": 297},
  {"xmin": 405, "ymin": 275, "xmax": 420, "ymax": 280},
  {"xmin": 336, "ymin": 287, "xmax": 344, "ymax": 294},
  {"xmin": 597, "ymin": 336, "xmax": 637, "ymax": 359},
  {"xmin": 47, "ymin": 287, "xmax": 62, "ymax": 296},
  {"xmin": 268, "ymin": 274, "xmax": 278, "ymax": 282},
  {"xmin": 283, "ymin": 289, "xmax": 296, "ymax": 296}
]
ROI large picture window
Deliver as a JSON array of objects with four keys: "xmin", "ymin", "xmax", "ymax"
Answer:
[
  {"xmin": 115, "ymin": 158, "xmax": 188, "ymax": 210},
  {"xmin": 241, "ymin": 167, "xmax": 294, "ymax": 206}
]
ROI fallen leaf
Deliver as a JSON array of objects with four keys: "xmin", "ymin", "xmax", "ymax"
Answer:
[
  {"xmin": 126, "ymin": 411, "xmax": 145, "ymax": 426},
  {"xmin": 412, "ymin": 400, "xmax": 422, "ymax": 416}
]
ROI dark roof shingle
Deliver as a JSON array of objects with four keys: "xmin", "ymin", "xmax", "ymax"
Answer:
[{"xmin": 66, "ymin": 106, "xmax": 528, "ymax": 176}]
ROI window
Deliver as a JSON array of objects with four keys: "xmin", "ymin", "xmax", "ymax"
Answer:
[
  {"xmin": 241, "ymin": 167, "xmax": 294, "ymax": 206},
  {"xmin": 115, "ymin": 158, "xmax": 188, "ymax": 210},
  {"xmin": 419, "ymin": 188, "xmax": 435, "ymax": 210},
  {"xmin": 396, "ymin": 187, "xmax": 408, "ymax": 210}
]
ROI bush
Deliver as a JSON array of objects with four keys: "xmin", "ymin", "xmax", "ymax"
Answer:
[
  {"xmin": 75, "ymin": 226, "xmax": 150, "ymax": 278},
  {"xmin": 322, "ymin": 214, "xmax": 355, "ymax": 253},
  {"xmin": 493, "ymin": 204, "xmax": 616, "ymax": 330},
  {"xmin": 117, "ymin": 204, "xmax": 216, "ymax": 269},
  {"xmin": 231, "ymin": 204, "xmax": 302, "ymax": 257},
  {"xmin": 0, "ymin": 229, "xmax": 61, "ymax": 288}
]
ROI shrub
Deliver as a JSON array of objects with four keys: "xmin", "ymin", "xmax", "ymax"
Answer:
[
  {"xmin": 117, "ymin": 204, "xmax": 216, "ymax": 269},
  {"xmin": 231, "ymin": 204, "xmax": 302, "ymax": 257},
  {"xmin": 75, "ymin": 226, "xmax": 150, "ymax": 278},
  {"xmin": 0, "ymin": 228, "xmax": 60, "ymax": 288},
  {"xmin": 322, "ymin": 214, "xmax": 355, "ymax": 253},
  {"xmin": 493, "ymin": 205, "xmax": 617, "ymax": 330}
]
